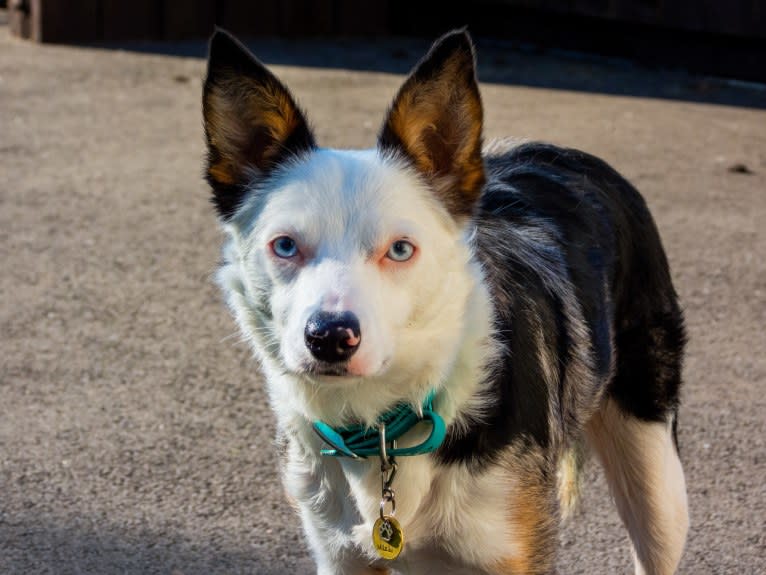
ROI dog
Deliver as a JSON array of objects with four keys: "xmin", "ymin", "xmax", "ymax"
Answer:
[{"xmin": 202, "ymin": 28, "xmax": 689, "ymax": 575}]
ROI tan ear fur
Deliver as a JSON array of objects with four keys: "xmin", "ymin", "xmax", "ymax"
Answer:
[
  {"xmin": 203, "ymin": 30, "xmax": 315, "ymax": 219},
  {"xmin": 379, "ymin": 30, "xmax": 485, "ymax": 219},
  {"xmin": 205, "ymin": 79, "xmax": 309, "ymax": 182}
]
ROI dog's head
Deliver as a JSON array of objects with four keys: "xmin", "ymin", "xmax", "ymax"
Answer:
[{"xmin": 204, "ymin": 30, "xmax": 487, "ymax": 420}]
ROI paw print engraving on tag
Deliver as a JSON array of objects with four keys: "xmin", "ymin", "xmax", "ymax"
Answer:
[{"xmin": 379, "ymin": 519, "xmax": 394, "ymax": 542}]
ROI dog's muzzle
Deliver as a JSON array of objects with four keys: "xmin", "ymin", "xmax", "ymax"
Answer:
[{"xmin": 304, "ymin": 310, "xmax": 361, "ymax": 363}]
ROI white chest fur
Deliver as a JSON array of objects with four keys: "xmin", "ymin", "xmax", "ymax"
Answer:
[{"xmin": 283, "ymin": 423, "xmax": 517, "ymax": 574}]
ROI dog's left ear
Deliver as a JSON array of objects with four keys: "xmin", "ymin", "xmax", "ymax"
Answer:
[{"xmin": 379, "ymin": 30, "xmax": 484, "ymax": 220}]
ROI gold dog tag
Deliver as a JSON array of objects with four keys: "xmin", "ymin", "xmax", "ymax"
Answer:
[{"xmin": 372, "ymin": 515, "xmax": 404, "ymax": 559}]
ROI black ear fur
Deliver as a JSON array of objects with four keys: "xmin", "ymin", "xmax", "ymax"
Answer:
[
  {"xmin": 203, "ymin": 29, "xmax": 316, "ymax": 219},
  {"xmin": 379, "ymin": 29, "xmax": 485, "ymax": 220}
]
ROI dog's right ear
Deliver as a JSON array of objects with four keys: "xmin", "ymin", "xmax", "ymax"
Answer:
[{"xmin": 203, "ymin": 30, "xmax": 316, "ymax": 219}]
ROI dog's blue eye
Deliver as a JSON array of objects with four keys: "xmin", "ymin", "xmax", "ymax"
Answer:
[
  {"xmin": 272, "ymin": 236, "xmax": 298, "ymax": 258},
  {"xmin": 387, "ymin": 240, "xmax": 415, "ymax": 262}
]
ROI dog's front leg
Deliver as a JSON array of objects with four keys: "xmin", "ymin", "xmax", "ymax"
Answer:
[
  {"xmin": 284, "ymin": 440, "xmax": 376, "ymax": 575},
  {"xmin": 300, "ymin": 511, "xmax": 388, "ymax": 575}
]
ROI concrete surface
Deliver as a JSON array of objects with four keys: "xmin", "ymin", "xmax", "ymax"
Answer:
[{"xmin": 1, "ymin": 17, "xmax": 765, "ymax": 575}]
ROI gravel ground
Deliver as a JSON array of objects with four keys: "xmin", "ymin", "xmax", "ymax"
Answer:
[{"xmin": 1, "ymin": 16, "xmax": 765, "ymax": 575}]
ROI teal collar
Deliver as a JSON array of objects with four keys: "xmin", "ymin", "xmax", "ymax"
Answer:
[{"xmin": 312, "ymin": 390, "xmax": 446, "ymax": 459}]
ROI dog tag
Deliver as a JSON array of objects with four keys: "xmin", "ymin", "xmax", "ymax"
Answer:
[{"xmin": 372, "ymin": 515, "xmax": 404, "ymax": 560}]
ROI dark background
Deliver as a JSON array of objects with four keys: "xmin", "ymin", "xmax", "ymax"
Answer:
[{"xmin": 8, "ymin": 0, "xmax": 766, "ymax": 82}]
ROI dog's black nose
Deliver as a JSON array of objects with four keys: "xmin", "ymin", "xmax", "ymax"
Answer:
[{"xmin": 304, "ymin": 311, "xmax": 361, "ymax": 363}]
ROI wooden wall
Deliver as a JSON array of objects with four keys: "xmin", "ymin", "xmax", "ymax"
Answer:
[
  {"xmin": 9, "ymin": 0, "xmax": 766, "ymax": 43},
  {"xmin": 8, "ymin": 0, "xmax": 390, "ymax": 43},
  {"xmin": 7, "ymin": 1, "xmax": 766, "ymax": 82}
]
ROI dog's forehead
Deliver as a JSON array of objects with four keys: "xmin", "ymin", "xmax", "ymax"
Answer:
[{"xmin": 251, "ymin": 148, "xmax": 438, "ymax": 244}]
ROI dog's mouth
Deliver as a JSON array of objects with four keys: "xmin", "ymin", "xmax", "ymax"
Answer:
[
  {"xmin": 297, "ymin": 356, "xmax": 391, "ymax": 380},
  {"xmin": 304, "ymin": 362, "xmax": 352, "ymax": 377}
]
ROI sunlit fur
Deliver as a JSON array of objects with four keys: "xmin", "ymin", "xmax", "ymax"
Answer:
[{"xmin": 587, "ymin": 399, "xmax": 689, "ymax": 575}]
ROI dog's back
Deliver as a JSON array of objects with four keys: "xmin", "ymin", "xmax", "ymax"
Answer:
[{"xmin": 472, "ymin": 140, "xmax": 685, "ymax": 443}]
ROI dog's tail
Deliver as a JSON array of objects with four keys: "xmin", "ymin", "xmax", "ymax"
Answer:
[{"xmin": 557, "ymin": 440, "xmax": 587, "ymax": 521}]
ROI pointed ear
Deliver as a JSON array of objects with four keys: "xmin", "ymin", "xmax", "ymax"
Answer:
[
  {"xmin": 203, "ymin": 29, "xmax": 316, "ymax": 219},
  {"xmin": 378, "ymin": 30, "xmax": 484, "ymax": 220}
]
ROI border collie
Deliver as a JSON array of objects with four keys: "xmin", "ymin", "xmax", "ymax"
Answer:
[{"xmin": 202, "ymin": 28, "xmax": 688, "ymax": 575}]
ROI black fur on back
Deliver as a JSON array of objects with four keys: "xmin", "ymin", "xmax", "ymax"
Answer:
[{"xmin": 436, "ymin": 142, "xmax": 685, "ymax": 469}]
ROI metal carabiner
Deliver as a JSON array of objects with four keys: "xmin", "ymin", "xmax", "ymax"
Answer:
[
  {"xmin": 378, "ymin": 423, "xmax": 398, "ymax": 487},
  {"xmin": 378, "ymin": 422, "xmax": 398, "ymax": 520},
  {"xmin": 379, "ymin": 422, "xmax": 389, "ymax": 470}
]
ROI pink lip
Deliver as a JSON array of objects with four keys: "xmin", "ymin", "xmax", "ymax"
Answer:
[{"xmin": 346, "ymin": 357, "xmax": 369, "ymax": 377}]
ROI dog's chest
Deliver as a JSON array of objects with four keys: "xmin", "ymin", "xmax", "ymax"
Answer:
[{"xmin": 340, "ymin": 455, "xmax": 514, "ymax": 567}]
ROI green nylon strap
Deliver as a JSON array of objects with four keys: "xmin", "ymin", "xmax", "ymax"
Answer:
[{"xmin": 312, "ymin": 390, "xmax": 446, "ymax": 459}]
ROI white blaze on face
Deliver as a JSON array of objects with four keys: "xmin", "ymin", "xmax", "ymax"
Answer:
[{"xmin": 237, "ymin": 147, "xmax": 468, "ymax": 381}]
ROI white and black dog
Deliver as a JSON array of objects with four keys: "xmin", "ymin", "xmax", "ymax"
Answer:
[{"xmin": 202, "ymin": 28, "xmax": 689, "ymax": 575}]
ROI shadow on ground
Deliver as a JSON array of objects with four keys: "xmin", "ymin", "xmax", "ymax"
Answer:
[
  {"xmin": 0, "ymin": 516, "xmax": 311, "ymax": 575},
  {"xmin": 93, "ymin": 35, "xmax": 766, "ymax": 110}
]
